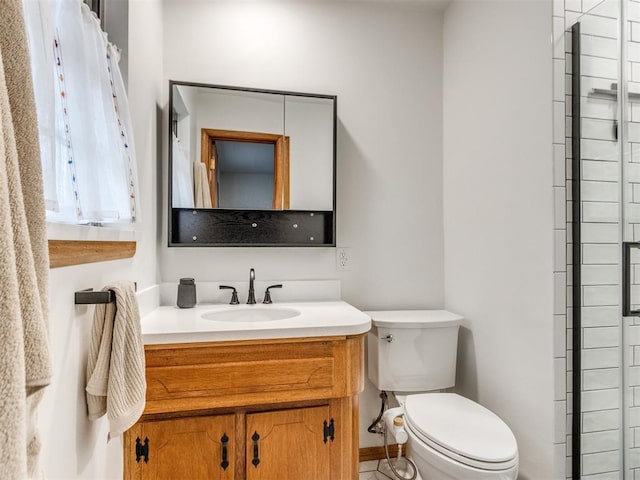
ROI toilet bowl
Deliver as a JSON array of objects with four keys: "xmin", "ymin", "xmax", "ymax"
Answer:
[
  {"xmin": 403, "ymin": 393, "xmax": 518, "ymax": 480},
  {"xmin": 365, "ymin": 310, "xmax": 519, "ymax": 480}
]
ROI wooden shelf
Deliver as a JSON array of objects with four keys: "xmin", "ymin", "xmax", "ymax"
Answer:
[{"xmin": 48, "ymin": 240, "xmax": 136, "ymax": 268}]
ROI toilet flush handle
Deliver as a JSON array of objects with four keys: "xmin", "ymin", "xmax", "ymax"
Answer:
[{"xmin": 383, "ymin": 334, "xmax": 393, "ymax": 343}]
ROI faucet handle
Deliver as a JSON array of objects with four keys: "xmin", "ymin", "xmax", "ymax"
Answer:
[
  {"xmin": 219, "ymin": 285, "xmax": 239, "ymax": 305},
  {"xmin": 263, "ymin": 284, "xmax": 283, "ymax": 304}
]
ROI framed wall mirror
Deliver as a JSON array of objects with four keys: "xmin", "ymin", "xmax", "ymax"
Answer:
[{"xmin": 168, "ymin": 81, "xmax": 336, "ymax": 246}]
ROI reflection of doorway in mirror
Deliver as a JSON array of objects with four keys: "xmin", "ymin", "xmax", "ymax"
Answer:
[{"xmin": 201, "ymin": 129, "xmax": 290, "ymax": 210}]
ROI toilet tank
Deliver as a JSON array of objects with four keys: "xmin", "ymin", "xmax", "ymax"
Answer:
[{"xmin": 365, "ymin": 310, "xmax": 463, "ymax": 392}]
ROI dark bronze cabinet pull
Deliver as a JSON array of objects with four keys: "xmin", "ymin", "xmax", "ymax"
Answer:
[
  {"xmin": 220, "ymin": 433, "xmax": 229, "ymax": 470},
  {"xmin": 251, "ymin": 431, "xmax": 260, "ymax": 467}
]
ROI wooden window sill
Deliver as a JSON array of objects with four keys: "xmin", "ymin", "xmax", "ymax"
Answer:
[{"xmin": 48, "ymin": 240, "xmax": 136, "ymax": 268}]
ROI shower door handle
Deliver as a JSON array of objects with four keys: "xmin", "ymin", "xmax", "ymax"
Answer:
[{"xmin": 623, "ymin": 242, "xmax": 640, "ymax": 316}]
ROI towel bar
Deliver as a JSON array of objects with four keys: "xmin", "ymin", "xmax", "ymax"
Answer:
[
  {"xmin": 74, "ymin": 288, "xmax": 115, "ymax": 304},
  {"xmin": 74, "ymin": 283, "xmax": 136, "ymax": 304}
]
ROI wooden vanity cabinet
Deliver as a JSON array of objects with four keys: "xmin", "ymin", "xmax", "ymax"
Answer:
[{"xmin": 123, "ymin": 334, "xmax": 364, "ymax": 480}]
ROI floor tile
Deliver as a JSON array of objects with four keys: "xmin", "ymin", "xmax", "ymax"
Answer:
[
  {"xmin": 359, "ymin": 460, "xmax": 379, "ymax": 472},
  {"xmin": 358, "ymin": 471, "xmax": 393, "ymax": 480},
  {"xmin": 359, "ymin": 458, "xmax": 423, "ymax": 480},
  {"xmin": 378, "ymin": 458, "xmax": 422, "ymax": 480}
]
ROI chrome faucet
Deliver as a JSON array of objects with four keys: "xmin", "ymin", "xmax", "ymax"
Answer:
[{"xmin": 247, "ymin": 268, "xmax": 256, "ymax": 304}]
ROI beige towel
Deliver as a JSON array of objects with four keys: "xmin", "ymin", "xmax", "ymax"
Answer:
[
  {"xmin": 0, "ymin": 0, "xmax": 52, "ymax": 478},
  {"xmin": 86, "ymin": 282, "xmax": 146, "ymax": 438},
  {"xmin": 193, "ymin": 161, "xmax": 212, "ymax": 208}
]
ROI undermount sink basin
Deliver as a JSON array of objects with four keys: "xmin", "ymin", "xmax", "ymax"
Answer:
[{"xmin": 201, "ymin": 307, "xmax": 301, "ymax": 322}]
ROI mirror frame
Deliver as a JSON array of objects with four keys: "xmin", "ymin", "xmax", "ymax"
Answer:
[
  {"xmin": 168, "ymin": 81, "xmax": 337, "ymax": 247},
  {"xmin": 200, "ymin": 129, "xmax": 290, "ymax": 209}
]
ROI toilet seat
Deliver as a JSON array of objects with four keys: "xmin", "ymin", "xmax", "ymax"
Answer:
[{"xmin": 404, "ymin": 393, "xmax": 518, "ymax": 472}]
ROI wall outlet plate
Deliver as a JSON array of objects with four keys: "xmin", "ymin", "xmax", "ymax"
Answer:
[{"xmin": 337, "ymin": 247, "xmax": 351, "ymax": 271}]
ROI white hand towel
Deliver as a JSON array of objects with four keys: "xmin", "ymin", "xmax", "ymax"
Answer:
[{"xmin": 86, "ymin": 282, "xmax": 146, "ymax": 438}]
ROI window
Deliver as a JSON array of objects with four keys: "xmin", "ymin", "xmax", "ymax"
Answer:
[{"xmin": 24, "ymin": 0, "xmax": 139, "ymax": 226}]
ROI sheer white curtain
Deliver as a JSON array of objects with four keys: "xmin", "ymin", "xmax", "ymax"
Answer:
[
  {"xmin": 22, "ymin": 0, "xmax": 57, "ymax": 212},
  {"xmin": 171, "ymin": 134, "xmax": 195, "ymax": 209},
  {"xmin": 24, "ymin": 0, "xmax": 139, "ymax": 224}
]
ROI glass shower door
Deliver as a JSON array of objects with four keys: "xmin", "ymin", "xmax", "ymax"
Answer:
[
  {"xmin": 573, "ymin": 1, "xmax": 624, "ymax": 477},
  {"xmin": 573, "ymin": 0, "xmax": 640, "ymax": 477},
  {"xmin": 621, "ymin": 0, "xmax": 640, "ymax": 476}
]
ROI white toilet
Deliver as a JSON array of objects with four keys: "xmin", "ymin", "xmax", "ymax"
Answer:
[{"xmin": 366, "ymin": 310, "xmax": 519, "ymax": 480}]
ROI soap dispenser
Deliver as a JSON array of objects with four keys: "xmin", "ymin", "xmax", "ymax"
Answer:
[{"xmin": 177, "ymin": 278, "xmax": 197, "ymax": 308}]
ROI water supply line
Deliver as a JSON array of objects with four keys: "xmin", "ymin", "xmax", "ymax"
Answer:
[
  {"xmin": 367, "ymin": 391, "xmax": 388, "ymax": 434},
  {"xmin": 369, "ymin": 391, "xmax": 418, "ymax": 480}
]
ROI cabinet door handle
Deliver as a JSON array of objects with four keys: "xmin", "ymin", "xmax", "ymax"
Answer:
[
  {"xmin": 251, "ymin": 431, "xmax": 260, "ymax": 467},
  {"xmin": 220, "ymin": 433, "xmax": 229, "ymax": 470}
]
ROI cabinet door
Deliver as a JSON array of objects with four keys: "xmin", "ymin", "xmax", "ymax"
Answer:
[
  {"xmin": 127, "ymin": 415, "xmax": 235, "ymax": 480},
  {"xmin": 246, "ymin": 406, "xmax": 331, "ymax": 480}
]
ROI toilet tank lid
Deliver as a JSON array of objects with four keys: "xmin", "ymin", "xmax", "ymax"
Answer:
[{"xmin": 365, "ymin": 310, "xmax": 463, "ymax": 328}]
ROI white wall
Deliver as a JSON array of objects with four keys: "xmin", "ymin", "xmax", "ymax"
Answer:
[
  {"xmin": 442, "ymin": 1, "xmax": 554, "ymax": 478},
  {"xmin": 160, "ymin": 0, "xmax": 444, "ymax": 307},
  {"xmin": 38, "ymin": 1, "xmax": 163, "ymax": 478},
  {"xmin": 160, "ymin": 0, "xmax": 445, "ymax": 449}
]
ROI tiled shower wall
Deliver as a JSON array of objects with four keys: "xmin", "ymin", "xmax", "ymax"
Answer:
[
  {"xmin": 627, "ymin": 1, "xmax": 640, "ymax": 475},
  {"xmin": 557, "ymin": 0, "xmax": 640, "ymax": 477},
  {"xmin": 553, "ymin": 1, "xmax": 569, "ymax": 477}
]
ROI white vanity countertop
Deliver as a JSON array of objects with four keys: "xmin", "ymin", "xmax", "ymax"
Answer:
[{"xmin": 141, "ymin": 301, "xmax": 372, "ymax": 344}]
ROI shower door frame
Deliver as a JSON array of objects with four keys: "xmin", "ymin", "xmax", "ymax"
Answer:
[
  {"xmin": 571, "ymin": 3, "xmax": 635, "ymax": 476},
  {"xmin": 571, "ymin": 22, "xmax": 582, "ymax": 480}
]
